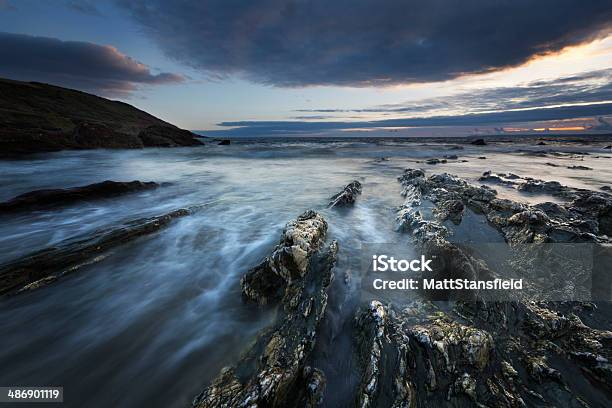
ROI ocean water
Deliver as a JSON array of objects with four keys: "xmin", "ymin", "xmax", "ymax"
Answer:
[{"xmin": 0, "ymin": 139, "xmax": 610, "ymax": 407}]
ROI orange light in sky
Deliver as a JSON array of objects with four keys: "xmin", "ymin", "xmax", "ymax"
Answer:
[{"xmin": 547, "ymin": 126, "xmax": 585, "ymax": 131}]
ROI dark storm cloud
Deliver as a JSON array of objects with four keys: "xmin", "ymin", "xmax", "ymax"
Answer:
[
  {"xmin": 118, "ymin": 0, "xmax": 612, "ymax": 87},
  {"xmin": 0, "ymin": 32, "xmax": 184, "ymax": 96},
  {"xmin": 299, "ymin": 69, "xmax": 612, "ymax": 115},
  {"xmin": 205, "ymin": 103, "xmax": 612, "ymax": 136}
]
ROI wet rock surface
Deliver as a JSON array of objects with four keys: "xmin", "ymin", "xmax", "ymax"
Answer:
[
  {"xmin": 190, "ymin": 167, "xmax": 611, "ymax": 407},
  {"xmin": 425, "ymin": 158, "xmax": 447, "ymax": 165},
  {"xmin": 402, "ymin": 168, "xmax": 612, "ymax": 244},
  {"xmin": 355, "ymin": 297, "xmax": 612, "ymax": 408},
  {"xmin": 193, "ymin": 211, "xmax": 337, "ymax": 408},
  {"xmin": 348, "ymin": 168, "xmax": 612, "ymax": 407},
  {"xmin": 0, "ymin": 208, "xmax": 192, "ymax": 295},
  {"xmin": 567, "ymin": 165, "xmax": 593, "ymax": 170},
  {"xmin": 241, "ymin": 210, "xmax": 328, "ymax": 304},
  {"xmin": 0, "ymin": 180, "xmax": 161, "ymax": 214},
  {"xmin": 328, "ymin": 181, "xmax": 363, "ymax": 208}
]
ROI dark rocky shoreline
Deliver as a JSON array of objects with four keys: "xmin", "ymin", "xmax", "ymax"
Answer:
[
  {"xmin": 187, "ymin": 170, "xmax": 611, "ymax": 407},
  {"xmin": 1, "ymin": 143, "xmax": 611, "ymax": 406}
]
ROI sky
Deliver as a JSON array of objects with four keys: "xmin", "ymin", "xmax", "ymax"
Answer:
[{"xmin": 0, "ymin": 0, "xmax": 611, "ymax": 137}]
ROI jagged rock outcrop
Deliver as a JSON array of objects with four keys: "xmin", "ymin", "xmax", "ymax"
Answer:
[
  {"xmin": 0, "ymin": 208, "xmax": 192, "ymax": 295},
  {"xmin": 241, "ymin": 210, "xmax": 328, "ymax": 304},
  {"xmin": 354, "ymin": 300, "xmax": 498, "ymax": 407},
  {"xmin": 0, "ymin": 180, "xmax": 161, "ymax": 214},
  {"xmin": 355, "ymin": 298, "xmax": 612, "ymax": 407},
  {"xmin": 328, "ymin": 180, "xmax": 362, "ymax": 208},
  {"xmin": 401, "ymin": 169, "xmax": 612, "ymax": 244},
  {"xmin": 396, "ymin": 170, "xmax": 496, "ymax": 301},
  {"xmin": 350, "ymin": 169, "xmax": 611, "ymax": 407},
  {"xmin": 194, "ymin": 211, "xmax": 337, "ymax": 408}
]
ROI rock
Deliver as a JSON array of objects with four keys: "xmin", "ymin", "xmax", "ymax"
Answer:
[
  {"xmin": 354, "ymin": 287, "xmax": 612, "ymax": 407},
  {"xmin": 525, "ymin": 355, "xmax": 562, "ymax": 384},
  {"xmin": 193, "ymin": 213, "xmax": 337, "ymax": 408},
  {"xmin": 470, "ymin": 138, "xmax": 487, "ymax": 146},
  {"xmin": 218, "ymin": 139, "xmax": 231, "ymax": 145},
  {"xmin": 545, "ymin": 162, "xmax": 559, "ymax": 167},
  {"xmin": 425, "ymin": 158, "xmax": 447, "ymax": 165},
  {"xmin": 444, "ymin": 154, "xmax": 458, "ymax": 160},
  {"xmin": 396, "ymin": 170, "xmax": 500, "ymax": 301},
  {"xmin": 328, "ymin": 180, "xmax": 362, "ymax": 208},
  {"xmin": 0, "ymin": 208, "xmax": 193, "ymax": 295},
  {"xmin": 353, "ymin": 301, "xmax": 527, "ymax": 407},
  {"xmin": 479, "ymin": 171, "xmax": 519, "ymax": 186},
  {"xmin": 241, "ymin": 210, "xmax": 328, "ymax": 304},
  {"xmin": 354, "ymin": 301, "xmax": 389, "ymax": 408},
  {"xmin": 604, "ymin": 145, "xmax": 612, "ymax": 150},
  {"xmin": 478, "ymin": 156, "xmax": 487, "ymax": 159},
  {"xmin": 192, "ymin": 168, "xmax": 612, "ymax": 408},
  {"xmin": 0, "ymin": 180, "xmax": 160, "ymax": 214},
  {"xmin": 300, "ymin": 367, "xmax": 326, "ymax": 407},
  {"xmin": 501, "ymin": 361, "xmax": 519, "ymax": 379},
  {"xmin": 452, "ymin": 373, "xmax": 477, "ymax": 401},
  {"xmin": 399, "ymin": 168, "xmax": 612, "ymax": 245},
  {"xmin": 517, "ymin": 149, "xmax": 548, "ymax": 157},
  {"xmin": 536, "ymin": 141, "xmax": 547, "ymax": 145},
  {"xmin": 434, "ymin": 199, "xmax": 464, "ymax": 224},
  {"xmin": 349, "ymin": 169, "xmax": 612, "ymax": 407},
  {"xmin": 518, "ymin": 179, "xmax": 565, "ymax": 194},
  {"xmin": 567, "ymin": 165, "xmax": 592, "ymax": 170},
  {"xmin": 601, "ymin": 186, "xmax": 611, "ymax": 191}
]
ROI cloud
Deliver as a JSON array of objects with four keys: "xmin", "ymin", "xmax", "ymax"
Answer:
[
  {"xmin": 0, "ymin": 32, "xmax": 185, "ymax": 96},
  {"xmin": 0, "ymin": 0, "xmax": 16, "ymax": 11},
  {"xmin": 65, "ymin": 0, "xmax": 102, "ymax": 16},
  {"xmin": 298, "ymin": 69, "xmax": 612, "ymax": 116},
  {"xmin": 118, "ymin": 0, "xmax": 612, "ymax": 87},
  {"xmin": 205, "ymin": 103, "xmax": 612, "ymax": 136}
]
